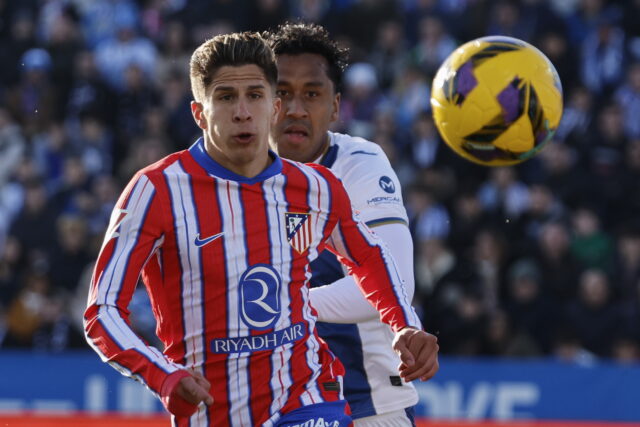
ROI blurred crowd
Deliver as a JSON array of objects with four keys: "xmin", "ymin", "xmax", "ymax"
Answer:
[{"xmin": 0, "ymin": 0, "xmax": 640, "ymax": 365}]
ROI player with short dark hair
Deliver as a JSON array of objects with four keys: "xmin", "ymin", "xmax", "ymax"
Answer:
[
  {"xmin": 84, "ymin": 31, "xmax": 435, "ymax": 426},
  {"xmin": 268, "ymin": 23, "xmax": 438, "ymax": 426}
]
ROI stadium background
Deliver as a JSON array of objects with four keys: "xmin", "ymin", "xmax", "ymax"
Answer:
[{"xmin": 0, "ymin": 0, "xmax": 640, "ymax": 425}]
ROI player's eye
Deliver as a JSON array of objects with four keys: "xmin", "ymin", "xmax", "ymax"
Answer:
[
  {"xmin": 249, "ymin": 92, "xmax": 263, "ymax": 99},
  {"xmin": 307, "ymin": 91, "xmax": 319, "ymax": 98},
  {"xmin": 276, "ymin": 90, "xmax": 288, "ymax": 97},
  {"xmin": 218, "ymin": 94, "xmax": 233, "ymax": 101}
]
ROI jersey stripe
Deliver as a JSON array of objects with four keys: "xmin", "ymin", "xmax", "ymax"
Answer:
[
  {"xmin": 97, "ymin": 176, "xmax": 154, "ymax": 305},
  {"xmin": 264, "ymin": 174, "xmax": 294, "ymax": 423},
  {"xmin": 164, "ymin": 161, "xmax": 206, "ymax": 370},
  {"xmin": 219, "ymin": 179, "xmax": 252, "ymax": 426}
]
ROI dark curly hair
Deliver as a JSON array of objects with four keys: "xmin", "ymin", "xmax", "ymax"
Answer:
[{"xmin": 266, "ymin": 23, "xmax": 349, "ymax": 93}]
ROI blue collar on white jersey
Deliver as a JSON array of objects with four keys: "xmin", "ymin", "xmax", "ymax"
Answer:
[
  {"xmin": 188, "ymin": 137, "xmax": 283, "ymax": 184},
  {"xmin": 317, "ymin": 132, "xmax": 339, "ymax": 168}
]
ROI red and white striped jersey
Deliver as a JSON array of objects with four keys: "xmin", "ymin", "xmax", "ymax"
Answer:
[{"xmin": 84, "ymin": 138, "xmax": 420, "ymax": 426}]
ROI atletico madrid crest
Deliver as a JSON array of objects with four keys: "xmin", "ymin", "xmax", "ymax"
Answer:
[{"xmin": 285, "ymin": 212, "xmax": 312, "ymax": 254}]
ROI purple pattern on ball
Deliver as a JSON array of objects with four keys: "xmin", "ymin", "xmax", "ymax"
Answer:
[
  {"xmin": 497, "ymin": 81, "xmax": 520, "ymax": 124},
  {"xmin": 457, "ymin": 62, "xmax": 477, "ymax": 97}
]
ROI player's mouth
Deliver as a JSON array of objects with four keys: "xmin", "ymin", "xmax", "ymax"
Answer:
[
  {"xmin": 283, "ymin": 125, "xmax": 310, "ymax": 144},
  {"xmin": 233, "ymin": 132, "xmax": 255, "ymax": 144}
]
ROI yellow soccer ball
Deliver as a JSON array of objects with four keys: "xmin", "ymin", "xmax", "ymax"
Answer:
[{"xmin": 431, "ymin": 36, "xmax": 563, "ymax": 166}]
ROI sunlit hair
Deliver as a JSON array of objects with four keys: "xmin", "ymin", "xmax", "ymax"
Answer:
[
  {"xmin": 266, "ymin": 22, "xmax": 349, "ymax": 93},
  {"xmin": 190, "ymin": 31, "xmax": 277, "ymax": 102}
]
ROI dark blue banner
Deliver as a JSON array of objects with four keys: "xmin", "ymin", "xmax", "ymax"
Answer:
[
  {"xmin": 414, "ymin": 357, "xmax": 640, "ymax": 422},
  {"xmin": 1, "ymin": 352, "xmax": 638, "ymax": 421}
]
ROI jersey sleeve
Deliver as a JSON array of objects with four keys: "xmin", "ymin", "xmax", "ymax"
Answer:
[
  {"xmin": 310, "ymin": 223, "xmax": 417, "ymax": 324},
  {"xmin": 335, "ymin": 144, "xmax": 408, "ymax": 227},
  {"xmin": 84, "ymin": 172, "xmax": 184, "ymax": 396},
  {"xmin": 314, "ymin": 165, "xmax": 421, "ymax": 332}
]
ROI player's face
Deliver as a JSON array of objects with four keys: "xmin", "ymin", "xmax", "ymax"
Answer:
[
  {"xmin": 191, "ymin": 64, "xmax": 280, "ymax": 177},
  {"xmin": 272, "ymin": 53, "xmax": 340, "ymax": 163}
]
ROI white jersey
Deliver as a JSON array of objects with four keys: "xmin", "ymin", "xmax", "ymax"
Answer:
[{"xmin": 309, "ymin": 132, "xmax": 418, "ymax": 419}]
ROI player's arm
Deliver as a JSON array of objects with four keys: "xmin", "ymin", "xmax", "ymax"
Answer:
[
  {"xmin": 310, "ymin": 222, "xmax": 415, "ymax": 323},
  {"xmin": 313, "ymin": 164, "xmax": 438, "ymax": 381},
  {"xmin": 314, "ymin": 165, "xmax": 419, "ymax": 332},
  {"xmin": 83, "ymin": 172, "xmax": 211, "ymax": 415}
]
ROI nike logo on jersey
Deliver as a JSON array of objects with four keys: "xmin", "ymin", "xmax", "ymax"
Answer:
[
  {"xmin": 350, "ymin": 150, "xmax": 377, "ymax": 156},
  {"xmin": 194, "ymin": 232, "xmax": 224, "ymax": 247}
]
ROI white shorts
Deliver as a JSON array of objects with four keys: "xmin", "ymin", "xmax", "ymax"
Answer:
[{"xmin": 353, "ymin": 408, "xmax": 415, "ymax": 427}]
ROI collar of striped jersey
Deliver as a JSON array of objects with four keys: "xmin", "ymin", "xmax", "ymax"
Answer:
[{"xmin": 189, "ymin": 137, "xmax": 283, "ymax": 183}]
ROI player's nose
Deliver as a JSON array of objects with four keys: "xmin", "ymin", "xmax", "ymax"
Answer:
[
  {"xmin": 233, "ymin": 98, "xmax": 252, "ymax": 122},
  {"xmin": 285, "ymin": 97, "xmax": 308, "ymax": 119}
]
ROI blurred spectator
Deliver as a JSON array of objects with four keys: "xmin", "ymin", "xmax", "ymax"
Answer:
[
  {"xmin": 0, "ymin": 8, "xmax": 38, "ymax": 87},
  {"xmin": 337, "ymin": 0, "xmax": 400, "ymax": 53},
  {"xmin": 94, "ymin": 20, "xmax": 158, "ymax": 91},
  {"xmin": 615, "ymin": 62, "xmax": 640, "ymax": 140},
  {"xmin": 411, "ymin": 185, "xmax": 451, "ymax": 242},
  {"xmin": 481, "ymin": 309, "xmax": 541, "ymax": 357},
  {"xmin": 511, "ymin": 183, "xmax": 567, "ymax": 254},
  {"xmin": 340, "ymin": 62, "xmax": 385, "ymax": 138},
  {"xmin": 65, "ymin": 50, "xmax": 115, "ymax": 126},
  {"xmin": 70, "ymin": 113, "xmax": 114, "ymax": 178},
  {"xmin": 504, "ymin": 258, "xmax": 558, "ymax": 353},
  {"xmin": 290, "ymin": 0, "xmax": 330, "ymax": 24},
  {"xmin": 569, "ymin": 205, "xmax": 615, "ymax": 272},
  {"xmin": 554, "ymin": 85, "xmax": 593, "ymax": 146},
  {"xmin": 0, "ymin": 108, "xmax": 26, "ymax": 188},
  {"xmin": 565, "ymin": 269, "xmax": 621, "ymax": 357},
  {"xmin": 5, "ymin": 48, "xmax": 57, "ymax": 137},
  {"xmin": 409, "ymin": 15, "xmax": 457, "ymax": 78},
  {"xmin": 563, "ymin": 0, "xmax": 606, "ymax": 46},
  {"xmin": 621, "ymin": 139, "xmax": 640, "ymax": 223},
  {"xmin": 8, "ymin": 178, "xmax": 57, "ymax": 258},
  {"xmin": 477, "ymin": 167, "xmax": 530, "ymax": 220},
  {"xmin": 75, "ymin": 0, "xmax": 139, "ymax": 48},
  {"xmin": 368, "ymin": 20, "xmax": 407, "ymax": 91},
  {"xmin": 612, "ymin": 226, "xmax": 640, "ymax": 301},
  {"xmin": 43, "ymin": 5, "xmax": 83, "ymax": 117},
  {"xmin": 156, "ymin": 20, "xmax": 191, "ymax": 84},
  {"xmin": 162, "ymin": 70, "xmax": 199, "ymax": 149},
  {"xmin": 470, "ymin": 227, "xmax": 508, "ymax": 311},
  {"xmin": 112, "ymin": 64, "xmax": 161, "ymax": 164},
  {"xmin": 486, "ymin": 0, "xmax": 534, "ymax": 41},
  {"xmin": 391, "ymin": 64, "xmax": 431, "ymax": 129},
  {"xmin": 409, "ymin": 112, "xmax": 442, "ymax": 170},
  {"xmin": 48, "ymin": 214, "xmax": 92, "ymax": 294},
  {"xmin": 534, "ymin": 221, "xmax": 581, "ymax": 303},
  {"xmin": 247, "ymin": 0, "xmax": 290, "ymax": 32},
  {"xmin": 31, "ymin": 121, "xmax": 70, "ymax": 191},
  {"xmin": 537, "ymin": 30, "xmax": 579, "ymax": 87},
  {"xmin": 447, "ymin": 190, "xmax": 494, "ymax": 255},
  {"xmin": 538, "ymin": 142, "xmax": 586, "ymax": 208},
  {"xmin": 580, "ymin": 8, "xmax": 625, "ymax": 95}
]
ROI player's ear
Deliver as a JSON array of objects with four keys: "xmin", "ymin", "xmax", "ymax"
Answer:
[
  {"xmin": 330, "ymin": 93, "xmax": 340, "ymax": 122},
  {"xmin": 271, "ymin": 96, "xmax": 281, "ymax": 124},
  {"xmin": 191, "ymin": 101, "xmax": 207, "ymax": 130}
]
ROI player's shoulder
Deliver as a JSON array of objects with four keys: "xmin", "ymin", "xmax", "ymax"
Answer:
[
  {"xmin": 135, "ymin": 150, "xmax": 186, "ymax": 182},
  {"xmin": 282, "ymin": 157, "xmax": 340, "ymax": 184},
  {"xmin": 331, "ymin": 132, "xmax": 386, "ymax": 158}
]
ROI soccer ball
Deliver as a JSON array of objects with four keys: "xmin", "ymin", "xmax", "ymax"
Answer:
[{"xmin": 430, "ymin": 36, "xmax": 563, "ymax": 167}]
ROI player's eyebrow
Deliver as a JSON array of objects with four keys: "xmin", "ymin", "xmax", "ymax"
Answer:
[
  {"xmin": 277, "ymin": 80, "xmax": 326, "ymax": 88},
  {"xmin": 213, "ymin": 85, "xmax": 236, "ymax": 93}
]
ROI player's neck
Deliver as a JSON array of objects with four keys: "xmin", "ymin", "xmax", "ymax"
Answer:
[{"xmin": 310, "ymin": 133, "xmax": 331, "ymax": 163}]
